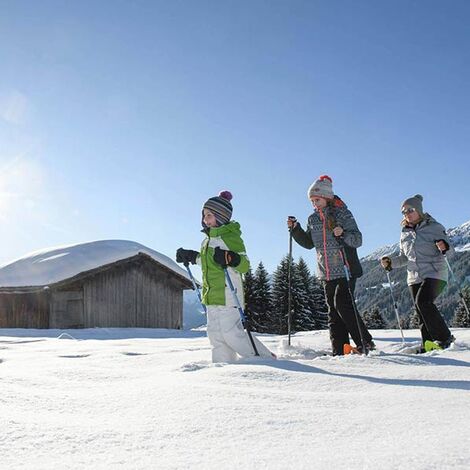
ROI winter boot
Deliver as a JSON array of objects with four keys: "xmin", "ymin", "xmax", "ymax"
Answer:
[
  {"xmin": 425, "ymin": 335, "xmax": 455, "ymax": 352},
  {"xmin": 435, "ymin": 335, "xmax": 455, "ymax": 350},
  {"xmin": 355, "ymin": 340, "xmax": 376, "ymax": 355},
  {"xmin": 343, "ymin": 344, "xmax": 359, "ymax": 355}
]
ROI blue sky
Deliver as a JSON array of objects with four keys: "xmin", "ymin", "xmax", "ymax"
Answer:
[{"xmin": 1, "ymin": 0, "xmax": 469, "ymax": 274}]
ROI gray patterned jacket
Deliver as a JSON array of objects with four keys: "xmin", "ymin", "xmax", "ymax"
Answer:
[
  {"xmin": 389, "ymin": 214, "xmax": 453, "ymax": 285},
  {"xmin": 291, "ymin": 200, "xmax": 362, "ymax": 281}
]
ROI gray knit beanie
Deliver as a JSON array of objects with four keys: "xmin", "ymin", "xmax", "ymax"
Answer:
[
  {"xmin": 307, "ymin": 175, "xmax": 334, "ymax": 200},
  {"xmin": 401, "ymin": 194, "xmax": 424, "ymax": 215},
  {"xmin": 202, "ymin": 190, "xmax": 233, "ymax": 227}
]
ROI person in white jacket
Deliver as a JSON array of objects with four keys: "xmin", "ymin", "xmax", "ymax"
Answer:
[{"xmin": 381, "ymin": 194, "xmax": 455, "ymax": 350}]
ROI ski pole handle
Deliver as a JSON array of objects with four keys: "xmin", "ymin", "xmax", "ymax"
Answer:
[{"xmin": 287, "ymin": 216, "xmax": 297, "ymax": 231}]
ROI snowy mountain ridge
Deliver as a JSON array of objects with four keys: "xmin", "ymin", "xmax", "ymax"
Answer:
[{"xmin": 362, "ymin": 219, "xmax": 470, "ymax": 261}]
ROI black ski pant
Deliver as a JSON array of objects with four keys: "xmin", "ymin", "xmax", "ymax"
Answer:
[
  {"xmin": 324, "ymin": 277, "xmax": 373, "ymax": 355},
  {"xmin": 409, "ymin": 278, "xmax": 451, "ymax": 345}
]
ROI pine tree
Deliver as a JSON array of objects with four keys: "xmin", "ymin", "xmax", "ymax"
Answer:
[
  {"xmin": 366, "ymin": 307, "xmax": 386, "ymax": 329},
  {"xmin": 270, "ymin": 256, "xmax": 322, "ymax": 334},
  {"xmin": 251, "ymin": 262, "xmax": 272, "ymax": 332},
  {"xmin": 294, "ymin": 258, "xmax": 328, "ymax": 330},
  {"xmin": 293, "ymin": 258, "xmax": 316, "ymax": 331},
  {"xmin": 452, "ymin": 287, "xmax": 470, "ymax": 327},
  {"xmin": 243, "ymin": 268, "xmax": 256, "ymax": 327},
  {"xmin": 270, "ymin": 256, "xmax": 296, "ymax": 334},
  {"xmin": 270, "ymin": 256, "xmax": 289, "ymax": 334},
  {"xmin": 311, "ymin": 275, "xmax": 328, "ymax": 329}
]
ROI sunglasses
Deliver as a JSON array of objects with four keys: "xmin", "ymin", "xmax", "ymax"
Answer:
[{"xmin": 401, "ymin": 207, "xmax": 417, "ymax": 216}]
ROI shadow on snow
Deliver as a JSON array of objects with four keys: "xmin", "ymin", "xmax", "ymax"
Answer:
[{"xmin": 235, "ymin": 358, "xmax": 470, "ymax": 392}]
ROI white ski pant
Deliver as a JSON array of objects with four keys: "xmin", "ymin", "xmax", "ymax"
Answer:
[{"xmin": 206, "ymin": 305, "xmax": 274, "ymax": 363}]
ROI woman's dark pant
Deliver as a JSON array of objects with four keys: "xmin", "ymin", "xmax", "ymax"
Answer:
[
  {"xmin": 324, "ymin": 278, "xmax": 373, "ymax": 355},
  {"xmin": 409, "ymin": 278, "xmax": 451, "ymax": 345}
]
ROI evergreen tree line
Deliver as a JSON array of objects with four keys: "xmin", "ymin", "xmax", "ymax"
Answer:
[{"xmin": 243, "ymin": 257, "xmax": 328, "ymax": 334}]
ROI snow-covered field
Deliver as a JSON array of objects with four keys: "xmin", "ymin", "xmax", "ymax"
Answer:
[{"xmin": 1, "ymin": 328, "xmax": 469, "ymax": 470}]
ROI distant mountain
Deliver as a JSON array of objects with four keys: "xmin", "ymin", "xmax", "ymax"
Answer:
[
  {"xmin": 447, "ymin": 220, "xmax": 470, "ymax": 252},
  {"xmin": 356, "ymin": 220, "xmax": 470, "ymax": 326}
]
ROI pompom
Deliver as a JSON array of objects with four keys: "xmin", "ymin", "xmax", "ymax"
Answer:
[
  {"xmin": 414, "ymin": 194, "xmax": 423, "ymax": 201},
  {"xmin": 219, "ymin": 190, "xmax": 233, "ymax": 201},
  {"xmin": 318, "ymin": 175, "xmax": 333, "ymax": 183}
]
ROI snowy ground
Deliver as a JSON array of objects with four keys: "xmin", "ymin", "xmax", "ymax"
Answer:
[{"xmin": 1, "ymin": 328, "xmax": 469, "ymax": 470}]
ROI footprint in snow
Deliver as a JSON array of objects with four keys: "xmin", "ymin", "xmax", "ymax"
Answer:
[
  {"xmin": 180, "ymin": 361, "xmax": 224, "ymax": 372},
  {"xmin": 58, "ymin": 354, "xmax": 90, "ymax": 359}
]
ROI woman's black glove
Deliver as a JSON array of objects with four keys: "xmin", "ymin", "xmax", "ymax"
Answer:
[
  {"xmin": 381, "ymin": 256, "xmax": 392, "ymax": 272},
  {"xmin": 176, "ymin": 248, "xmax": 199, "ymax": 265},
  {"xmin": 213, "ymin": 246, "xmax": 241, "ymax": 268},
  {"xmin": 434, "ymin": 239, "xmax": 449, "ymax": 254}
]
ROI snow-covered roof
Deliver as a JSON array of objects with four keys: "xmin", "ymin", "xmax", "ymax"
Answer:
[{"xmin": 0, "ymin": 240, "xmax": 191, "ymax": 288}]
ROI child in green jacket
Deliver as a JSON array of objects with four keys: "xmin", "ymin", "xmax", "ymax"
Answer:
[{"xmin": 177, "ymin": 191, "xmax": 275, "ymax": 362}]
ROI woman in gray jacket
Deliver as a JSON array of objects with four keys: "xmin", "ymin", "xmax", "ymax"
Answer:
[{"xmin": 381, "ymin": 194, "xmax": 454, "ymax": 350}]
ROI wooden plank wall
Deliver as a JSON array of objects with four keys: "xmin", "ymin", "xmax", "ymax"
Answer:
[
  {"xmin": 136, "ymin": 269, "xmax": 183, "ymax": 329},
  {"xmin": 0, "ymin": 292, "xmax": 49, "ymax": 328},
  {"xmin": 82, "ymin": 262, "xmax": 184, "ymax": 328},
  {"xmin": 83, "ymin": 268, "xmax": 137, "ymax": 327},
  {"xmin": 49, "ymin": 291, "xmax": 84, "ymax": 329}
]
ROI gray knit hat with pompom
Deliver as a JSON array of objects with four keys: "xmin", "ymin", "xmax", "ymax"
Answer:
[{"xmin": 401, "ymin": 194, "xmax": 424, "ymax": 215}]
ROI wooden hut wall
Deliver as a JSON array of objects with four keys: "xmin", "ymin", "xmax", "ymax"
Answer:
[
  {"xmin": 49, "ymin": 290, "xmax": 84, "ymax": 329},
  {"xmin": 81, "ymin": 261, "xmax": 183, "ymax": 328},
  {"xmin": 0, "ymin": 292, "xmax": 49, "ymax": 328},
  {"xmin": 136, "ymin": 269, "xmax": 183, "ymax": 329}
]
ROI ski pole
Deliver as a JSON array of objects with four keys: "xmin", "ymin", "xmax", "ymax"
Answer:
[
  {"xmin": 287, "ymin": 218, "xmax": 294, "ymax": 345},
  {"xmin": 223, "ymin": 268, "xmax": 260, "ymax": 356},
  {"xmin": 385, "ymin": 270, "xmax": 405, "ymax": 342},
  {"xmin": 443, "ymin": 255, "xmax": 470, "ymax": 317},
  {"xmin": 184, "ymin": 263, "xmax": 207, "ymax": 314},
  {"xmin": 336, "ymin": 238, "xmax": 368, "ymax": 355}
]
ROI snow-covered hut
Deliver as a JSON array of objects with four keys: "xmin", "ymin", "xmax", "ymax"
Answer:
[{"xmin": 0, "ymin": 240, "xmax": 193, "ymax": 329}]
